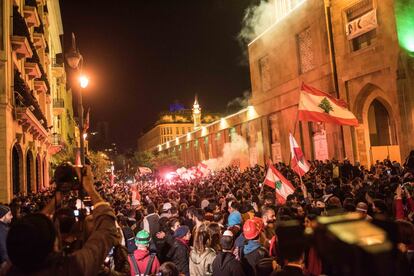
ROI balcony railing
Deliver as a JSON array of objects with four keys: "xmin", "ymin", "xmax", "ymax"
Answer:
[
  {"xmin": 53, "ymin": 98, "xmax": 64, "ymax": 108},
  {"xmin": 51, "ymin": 133, "xmax": 62, "ymax": 145},
  {"xmin": 14, "ymin": 70, "xmax": 48, "ymax": 129}
]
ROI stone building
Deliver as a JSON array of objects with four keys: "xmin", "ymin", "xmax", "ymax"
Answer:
[
  {"xmin": 0, "ymin": 0, "xmax": 74, "ymax": 203},
  {"xmin": 159, "ymin": 0, "xmax": 414, "ymax": 168},
  {"xmin": 137, "ymin": 99, "xmax": 220, "ymax": 153}
]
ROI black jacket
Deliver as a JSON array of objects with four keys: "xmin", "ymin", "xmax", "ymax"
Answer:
[
  {"xmin": 271, "ymin": 265, "xmax": 304, "ymax": 276},
  {"xmin": 212, "ymin": 252, "xmax": 245, "ymax": 276},
  {"xmin": 0, "ymin": 222, "xmax": 9, "ymax": 265},
  {"xmin": 241, "ymin": 246, "xmax": 268, "ymax": 276},
  {"xmin": 167, "ymin": 239, "xmax": 189, "ymax": 276}
]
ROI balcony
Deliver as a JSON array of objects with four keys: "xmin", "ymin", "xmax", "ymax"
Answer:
[
  {"xmin": 53, "ymin": 98, "xmax": 64, "ymax": 108},
  {"xmin": 51, "ymin": 133, "xmax": 62, "ymax": 145},
  {"xmin": 15, "ymin": 107, "xmax": 48, "ymax": 142},
  {"xmin": 11, "ymin": 36, "xmax": 33, "ymax": 60},
  {"xmin": 33, "ymin": 33, "xmax": 46, "ymax": 49},
  {"xmin": 34, "ymin": 79, "xmax": 47, "ymax": 94},
  {"xmin": 24, "ymin": 62, "xmax": 41, "ymax": 80},
  {"xmin": 23, "ymin": 6, "xmax": 40, "ymax": 28},
  {"xmin": 53, "ymin": 98, "xmax": 64, "ymax": 115},
  {"xmin": 14, "ymin": 70, "xmax": 48, "ymax": 129}
]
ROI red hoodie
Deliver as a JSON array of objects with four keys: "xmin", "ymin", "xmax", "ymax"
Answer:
[{"xmin": 128, "ymin": 249, "xmax": 160, "ymax": 276}]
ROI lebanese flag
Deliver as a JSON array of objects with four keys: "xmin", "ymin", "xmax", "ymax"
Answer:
[
  {"xmin": 298, "ymin": 83, "xmax": 358, "ymax": 126},
  {"xmin": 289, "ymin": 133, "xmax": 310, "ymax": 177},
  {"xmin": 264, "ymin": 163, "xmax": 295, "ymax": 205},
  {"xmin": 197, "ymin": 162, "xmax": 210, "ymax": 176}
]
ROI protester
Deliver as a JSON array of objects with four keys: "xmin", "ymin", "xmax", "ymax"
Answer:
[
  {"xmin": 167, "ymin": 225, "xmax": 191, "ymax": 276},
  {"xmin": 0, "ymin": 205, "xmax": 12, "ymax": 268},
  {"xmin": 212, "ymin": 230, "xmax": 245, "ymax": 276},
  {"xmin": 2, "ymin": 155, "xmax": 414, "ymax": 275},
  {"xmin": 189, "ymin": 224, "xmax": 216, "ymax": 276},
  {"xmin": 128, "ymin": 230, "xmax": 160, "ymax": 276},
  {"xmin": 1, "ymin": 166, "xmax": 119, "ymax": 276}
]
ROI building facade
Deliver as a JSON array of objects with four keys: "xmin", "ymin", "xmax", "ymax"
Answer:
[
  {"xmin": 159, "ymin": 0, "xmax": 414, "ymax": 168},
  {"xmin": 0, "ymin": 0, "xmax": 74, "ymax": 203},
  {"xmin": 137, "ymin": 100, "xmax": 220, "ymax": 153}
]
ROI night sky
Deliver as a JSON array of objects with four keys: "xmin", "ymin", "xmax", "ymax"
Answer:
[{"xmin": 61, "ymin": 0, "xmax": 253, "ymax": 151}]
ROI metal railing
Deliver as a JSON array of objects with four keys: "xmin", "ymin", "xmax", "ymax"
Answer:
[{"xmin": 53, "ymin": 98, "xmax": 64, "ymax": 108}]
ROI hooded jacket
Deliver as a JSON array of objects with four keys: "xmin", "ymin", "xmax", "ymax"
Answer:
[
  {"xmin": 189, "ymin": 247, "xmax": 216, "ymax": 276},
  {"xmin": 167, "ymin": 239, "xmax": 190, "ymax": 276},
  {"xmin": 128, "ymin": 249, "xmax": 160, "ymax": 276},
  {"xmin": 212, "ymin": 251, "xmax": 245, "ymax": 276}
]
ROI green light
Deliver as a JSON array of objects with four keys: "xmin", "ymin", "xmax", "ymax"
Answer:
[{"xmin": 395, "ymin": 0, "xmax": 414, "ymax": 53}]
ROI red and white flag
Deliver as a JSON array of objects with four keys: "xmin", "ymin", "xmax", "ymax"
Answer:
[
  {"xmin": 138, "ymin": 167, "xmax": 152, "ymax": 175},
  {"xmin": 197, "ymin": 162, "xmax": 210, "ymax": 176},
  {"xmin": 83, "ymin": 107, "xmax": 90, "ymax": 131},
  {"xmin": 289, "ymin": 133, "xmax": 310, "ymax": 177},
  {"xmin": 298, "ymin": 83, "xmax": 358, "ymax": 126},
  {"xmin": 264, "ymin": 163, "xmax": 295, "ymax": 205}
]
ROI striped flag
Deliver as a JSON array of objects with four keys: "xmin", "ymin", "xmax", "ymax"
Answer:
[
  {"xmin": 264, "ymin": 163, "xmax": 295, "ymax": 205},
  {"xmin": 289, "ymin": 133, "xmax": 310, "ymax": 177},
  {"xmin": 298, "ymin": 83, "xmax": 358, "ymax": 126}
]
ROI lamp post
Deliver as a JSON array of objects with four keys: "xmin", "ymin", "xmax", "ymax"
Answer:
[{"xmin": 65, "ymin": 33, "xmax": 88, "ymax": 166}]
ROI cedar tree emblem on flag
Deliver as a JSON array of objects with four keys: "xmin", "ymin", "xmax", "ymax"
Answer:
[{"xmin": 318, "ymin": 97, "xmax": 333, "ymax": 114}]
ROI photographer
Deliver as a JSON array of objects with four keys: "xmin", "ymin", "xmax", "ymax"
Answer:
[{"xmin": 2, "ymin": 166, "xmax": 120, "ymax": 276}]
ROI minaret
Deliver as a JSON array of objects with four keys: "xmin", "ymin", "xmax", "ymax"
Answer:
[{"xmin": 192, "ymin": 95, "xmax": 201, "ymax": 129}]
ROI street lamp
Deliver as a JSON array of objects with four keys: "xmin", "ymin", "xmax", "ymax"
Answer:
[{"xmin": 66, "ymin": 33, "xmax": 88, "ymax": 166}]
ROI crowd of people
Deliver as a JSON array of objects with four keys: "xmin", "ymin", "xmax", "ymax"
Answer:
[{"xmin": 0, "ymin": 154, "xmax": 414, "ymax": 275}]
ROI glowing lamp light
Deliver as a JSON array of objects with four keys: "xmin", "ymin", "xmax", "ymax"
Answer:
[
  {"xmin": 79, "ymin": 75, "xmax": 89, "ymax": 88},
  {"xmin": 83, "ymin": 133, "xmax": 87, "ymax": 140},
  {"xmin": 158, "ymin": 145, "xmax": 162, "ymax": 152},
  {"xmin": 186, "ymin": 133, "xmax": 191, "ymax": 141},
  {"xmin": 220, "ymin": 118, "xmax": 228, "ymax": 129},
  {"xmin": 176, "ymin": 137, "xmax": 179, "ymax": 145},
  {"xmin": 247, "ymin": 105, "xmax": 258, "ymax": 119}
]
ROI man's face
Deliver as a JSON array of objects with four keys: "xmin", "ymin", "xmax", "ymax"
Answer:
[
  {"xmin": 1, "ymin": 211, "xmax": 13, "ymax": 224},
  {"xmin": 263, "ymin": 210, "xmax": 276, "ymax": 225},
  {"xmin": 296, "ymin": 206, "xmax": 305, "ymax": 218}
]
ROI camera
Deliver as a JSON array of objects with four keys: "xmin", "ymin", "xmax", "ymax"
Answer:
[{"xmin": 54, "ymin": 163, "xmax": 81, "ymax": 192}]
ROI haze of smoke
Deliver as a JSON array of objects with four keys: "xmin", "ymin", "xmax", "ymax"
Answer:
[
  {"xmin": 238, "ymin": 0, "xmax": 275, "ymax": 46},
  {"xmin": 227, "ymin": 90, "xmax": 251, "ymax": 109},
  {"xmin": 203, "ymin": 134, "xmax": 249, "ymax": 171}
]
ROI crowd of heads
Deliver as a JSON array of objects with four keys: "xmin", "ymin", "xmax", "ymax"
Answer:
[{"xmin": 0, "ymin": 154, "xmax": 413, "ymax": 275}]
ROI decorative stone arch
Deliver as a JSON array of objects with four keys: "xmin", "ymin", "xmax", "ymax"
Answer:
[
  {"xmin": 353, "ymin": 83, "xmax": 399, "ymax": 166},
  {"xmin": 25, "ymin": 148, "xmax": 35, "ymax": 194},
  {"xmin": 11, "ymin": 143, "xmax": 24, "ymax": 195}
]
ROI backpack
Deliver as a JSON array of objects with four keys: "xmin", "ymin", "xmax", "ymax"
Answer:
[
  {"xmin": 129, "ymin": 253, "xmax": 156, "ymax": 276},
  {"xmin": 122, "ymin": 226, "xmax": 137, "ymax": 254},
  {"xmin": 255, "ymin": 257, "xmax": 278, "ymax": 276}
]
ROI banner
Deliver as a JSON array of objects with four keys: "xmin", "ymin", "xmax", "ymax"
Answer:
[{"xmin": 346, "ymin": 9, "xmax": 377, "ymax": 40}]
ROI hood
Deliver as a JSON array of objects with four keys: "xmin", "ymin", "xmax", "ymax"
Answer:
[
  {"xmin": 243, "ymin": 240, "xmax": 261, "ymax": 255},
  {"xmin": 134, "ymin": 249, "xmax": 150, "ymax": 261},
  {"xmin": 189, "ymin": 247, "xmax": 215, "ymax": 264},
  {"xmin": 215, "ymin": 252, "xmax": 235, "ymax": 270}
]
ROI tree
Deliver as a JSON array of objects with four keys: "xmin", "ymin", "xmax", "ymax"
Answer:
[
  {"xmin": 133, "ymin": 150, "xmax": 154, "ymax": 168},
  {"xmin": 50, "ymin": 148, "xmax": 74, "ymax": 170},
  {"xmin": 88, "ymin": 151, "xmax": 111, "ymax": 181},
  {"xmin": 151, "ymin": 152, "xmax": 183, "ymax": 171}
]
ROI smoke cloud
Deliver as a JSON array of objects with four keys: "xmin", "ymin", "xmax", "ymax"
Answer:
[
  {"xmin": 203, "ymin": 134, "xmax": 249, "ymax": 171},
  {"xmin": 238, "ymin": 0, "xmax": 276, "ymax": 46},
  {"xmin": 227, "ymin": 90, "xmax": 251, "ymax": 110}
]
